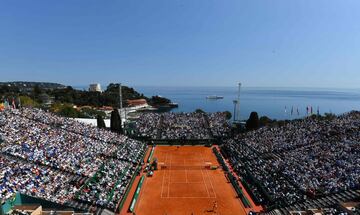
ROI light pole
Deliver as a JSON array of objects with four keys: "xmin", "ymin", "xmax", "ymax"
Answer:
[
  {"xmin": 119, "ymin": 83, "xmax": 122, "ymax": 110},
  {"xmin": 236, "ymin": 83, "xmax": 241, "ymax": 122},
  {"xmin": 119, "ymin": 83, "xmax": 123, "ymax": 128},
  {"xmin": 233, "ymin": 100, "xmax": 238, "ymax": 122}
]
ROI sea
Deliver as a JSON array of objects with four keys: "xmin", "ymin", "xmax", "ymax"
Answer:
[{"xmin": 75, "ymin": 85, "xmax": 360, "ymax": 120}]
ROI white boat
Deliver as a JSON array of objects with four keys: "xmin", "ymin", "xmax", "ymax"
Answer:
[{"xmin": 206, "ymin": 95, "xmax": 224, "ymax": 99}]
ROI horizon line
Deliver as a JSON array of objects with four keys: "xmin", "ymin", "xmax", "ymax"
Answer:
[{"xmin": 2, "ymin": 80, "xmax": 360, "ymax": 90}]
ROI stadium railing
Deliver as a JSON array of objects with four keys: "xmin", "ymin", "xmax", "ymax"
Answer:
[
  {"xmin": 147, "ymin": 146, "xmax": 155, "ymax": 163},
  {"xmin": 227, "ymin": 172, "xmax": 252, "ymax": 208},
  {"xmin": 129, "ymin": 175, "xmax": 145, "ymax": 212},
  {"xmin": 212, "ymin": 147, "xmax": 229, "ymax": 172}
]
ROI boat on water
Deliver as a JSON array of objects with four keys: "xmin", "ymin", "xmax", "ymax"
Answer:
[
  {"xmin": 206, "ymin": 95, "xmax": 224, "ymax": 100},
  {"xmin": 169, "ymin": 102, "xmax": 178, "ymax": 107}
]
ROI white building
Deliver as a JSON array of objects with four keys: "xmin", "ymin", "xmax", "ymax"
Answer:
[
  {"xmin": 89, "ymin": 83, "xmax": 102, "ymax": 92},
  {"xmin": 75, "ymin": 118, "xmax": 111, "ymax": 128}
]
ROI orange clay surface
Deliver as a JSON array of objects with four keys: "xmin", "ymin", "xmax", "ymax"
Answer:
[{"xmin": 126, "ymin": 145, "xmax": 247, "ymax": 215}]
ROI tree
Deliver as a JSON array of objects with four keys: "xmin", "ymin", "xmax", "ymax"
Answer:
[
  {"xmin": 246, "ymin": 112, "xmax": 260, "ymax": 131},
  {"xmin": 105, "ymin": 83, "xmax": 146, "ymax": 107},
  {"xmin": 81, "ymin": 107, "xmax": 106, "ymax": 118},
  {"xmin": 19, "ymin": 96, "xmax": 39, "ymax": 107},
  {"xmin": 148, "ymin": 96, "xmax": 171, "ymax": 106},
  {"xmin": 224, "ymin": 111, "xmax": 232, "ymax": 120},
  {"xmin": 259, "ymin": 116, "xmax": 274, "ymax": 127},
  {"xmin": 195, "ymin": 109, "xmax": 205, "ymax": 114},
  {"xmin": 59, "ymin": 106, "xmax": 80, "ymax": 118},
  {"xmin": 33, "ymin": 84, "xmax": 42, "ymax": 95},
  {"xmin": 324, "ymin": 113, "xmax": 336, "ymax": 120},
  {"xmin": 110, "ymin": 109, "xmax": 123, "ymax": 134},
  {"xmin": 97, "ymin": 114, "xmax": 106, "ymax": 129}
]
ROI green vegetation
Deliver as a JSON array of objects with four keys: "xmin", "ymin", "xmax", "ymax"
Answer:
[
  {"xmin": 50, "ymin": 103, "xmax": 84, "ymax": 118},
  {"xmin": 110, "ymin": 109, "xmax": 123, "ymax": 134},
  {"xmin": 148, "ymin": 95, "xmax": 171, "ymax": 106},
  {"xmin": 80, "ymin": 107, "xmax": 106, "ymax": 118},
  {"xmin": 243, "ymin": 112, "xmax": 338, "ymax": 131},
  {"xmin": 1, "ymin": 82, "xmax": 171, "ymax": 108},
  {"xmin": 323, "ymin": 112, "xmax": 337, "ymax": 120},
  {"xmin": 246, "ymin": 111, "xmax": 260, "ymax": 131},
  {"xmin": 59, "ymin": 106, "xmax": 81, "ymax": 118},
  {"xmin": 259, "ymin": 116, "xmax": 275, "ymax": 127},
  {"xmin": 48, "ymin": 103, "xmax": 106, "ymax": 118},
  {"xmin": 97, "ymin": 115, "xmax": 106, "ymax": 128},
  {"xmin": 0, "ymin": 82, "xmax": 173, "ymax": 118},
  {"xmin": 195, "ymin": 108, "xmax": 205, "ymax": 114},
  {"xmin": 224, "ymin": 111, "xmax": 232, "ymax": 120},
  {"xmin": 19, "ymin": 96, "xmax": 39, "ymax": 107}
]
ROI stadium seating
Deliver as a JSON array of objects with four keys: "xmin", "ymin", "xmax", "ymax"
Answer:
[
  {"xmin": 0, "ymin": 108, "xmax": 146, "ymax": 211},
  {"xmin": 221, "ymin": 111, "xmax": 360, "ymax": 210},
  {"xmin": 133, "ymin": 112, "xmax": 231, "ymax": 140}
]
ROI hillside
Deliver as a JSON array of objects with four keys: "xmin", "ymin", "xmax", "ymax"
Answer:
[
  {"xmin": 0, "ymin": 81, "xmax": 66, "ymax": 90},
  {"xmin": 0, "ymin": 81, "xmax": 172, "ymax": 109}
]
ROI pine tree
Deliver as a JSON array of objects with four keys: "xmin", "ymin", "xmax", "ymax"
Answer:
[
  {"xmin": 97, "ymin": 114, "xmax": 106, "ymax": 129},
  {"xmin": 110, "ymin": 109, "xmax": 123, "ymax": 134},
  {"xmin": 246, "ymin": 112, "xmax": 260, "ymax": 131}
]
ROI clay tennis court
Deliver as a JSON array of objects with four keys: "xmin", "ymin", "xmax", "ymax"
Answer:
[{"xmin": 134, "ymin": 146, "xmax": 247, "ymax": 215}]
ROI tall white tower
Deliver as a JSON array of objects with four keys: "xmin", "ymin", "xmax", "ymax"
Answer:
[
  {"xmin": 236, "ymin": 83, "xmax": 241, "ymax": 121},
  {"xmin": 89, "ymin": 83, "xmax": 102, "ymax": 92}
]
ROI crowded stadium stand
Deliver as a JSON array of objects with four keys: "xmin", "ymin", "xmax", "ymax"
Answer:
[
  {"xmin": 2, "ymin": 107, "xmax": 360, "ymax": 215},
  {"xmin": 132, "ymin": 112, "xmax": 231, "ymax": 142},
  {"xmin": 220, "ymin": 111, "xmax": 360, "ymax": 213},
  {"xmin": 0, "ymin": 108, "xmax": 146, "ymax": 214}
]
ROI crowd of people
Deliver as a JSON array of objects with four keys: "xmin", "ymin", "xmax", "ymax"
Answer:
[
  {"xmin": 133, "ymin": 113, "xmax": 161, "ymax": 139},
  {"xmin": 160, "ymin": 112, "xmax": 210, "ymax": 139},
  {"xmin": 17, "ymin": 108, "xmax": 128, "ymax": 144},
  {"xmin": 208, "ymin": 112, "xmax": 231, "ymax": 137},
  {"xmin": 222, "ymin": 111, "xmax": 360, "ymax": 207},
  {"xmin": 0, "ymin": 108, "xmax": 146, "ymax": 210},
  {"xmin": 0, "ymin": 155, "xmax": 78, "ymax": 205},
  {"xmin": 76, "ymin": 158, "xmax": 135, "ymax": 210},
  {"xmin": 133, "ymin": 112, "xmax": 231, "ymax": 140}
]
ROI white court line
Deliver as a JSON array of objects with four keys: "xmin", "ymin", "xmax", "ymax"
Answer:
[
  {"xmin": 161, "ymin": 196, "xmax": 217, "ymax": 199},
  {"xmin": 205, "ymin": 167, "xmax": 217, "ymax": 198},
  {"xmin": 161, "ymin": 153, "xmax": 169, "ymax": 197},
  {"xmin": 199, "ymin": 152, "xmax": 211, "ymax": 198},
  {"xmin": 184, "ymin": 158, "xmax": 188, "ymax": 183},
  {"xmin": 161, "ymin": 153, "xmax": 168, "ymax": 198},
  {"xmin": 160, "ymin": 150, "xmax": 219, "ymax": 200},
  {"xmin": 201, "ymin": 152, "xmax": 217, "ymax": 198},
  {"xmin": 200, "ymin": 168, "xmax": 211, "ymax": 198},
  {"xmin": 169, "ymin": 182, "xmax": 204, "ymax": 184},
  {"xmin": 167, "ymin": 154, "xmax": 172, "ymax": 198}
]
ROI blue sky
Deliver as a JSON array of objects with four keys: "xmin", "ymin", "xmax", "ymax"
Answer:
[{"xmin": 0, "ymin": 0, "xmax": 360, "ymax": 88}]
